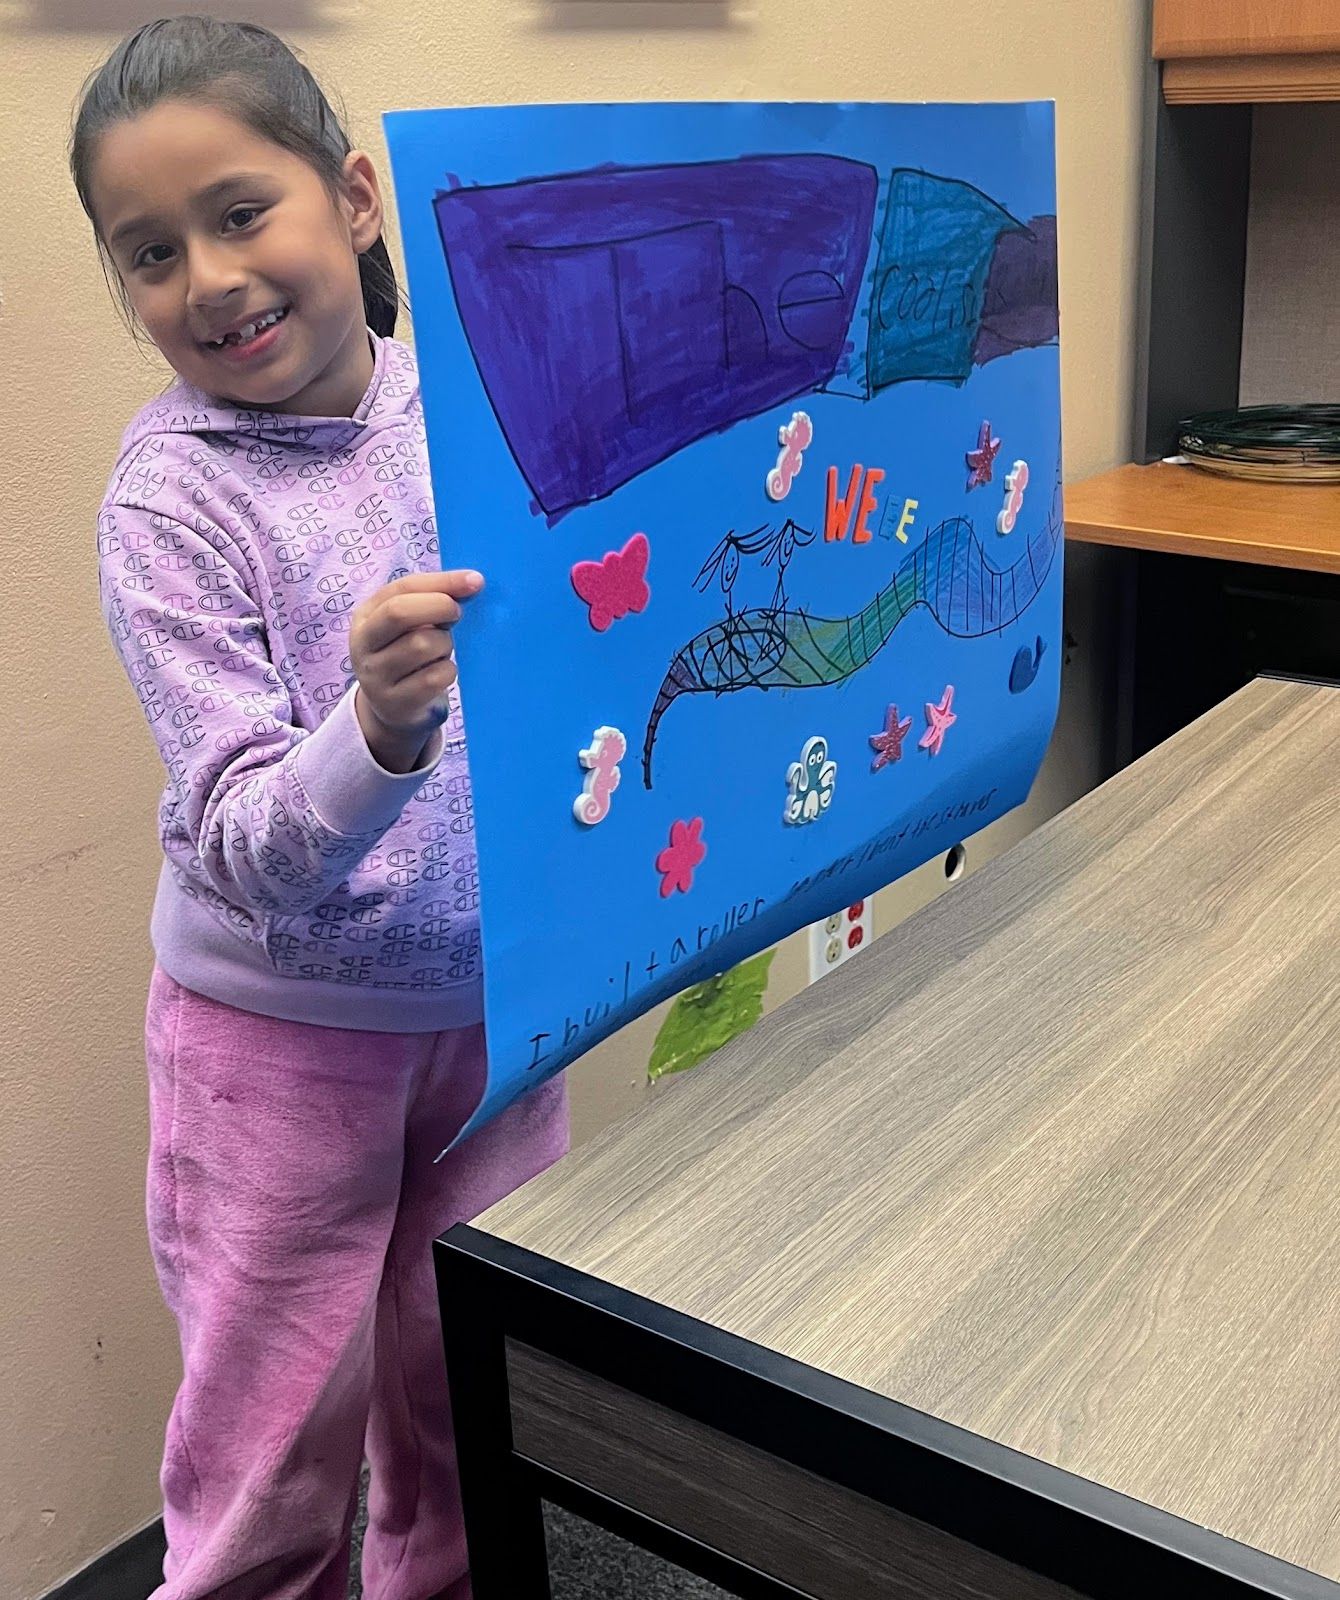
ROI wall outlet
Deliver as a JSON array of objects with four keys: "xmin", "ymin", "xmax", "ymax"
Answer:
[{"xmin": 807, "ymin": 897, "xmax": 873, "ymax": 984}]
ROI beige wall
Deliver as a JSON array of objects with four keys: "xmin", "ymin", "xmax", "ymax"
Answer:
[{"xmin": 0, "ymin": 2, "xmax": 1147, "ymax": 1594}]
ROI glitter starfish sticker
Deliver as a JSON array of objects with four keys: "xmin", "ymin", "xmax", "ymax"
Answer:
[
  {"xmin": 965, "ymin": 420, "xmax": 1001, "ymax": 491},
  {"xmin": 920, "ymin": 685, "xmax": 957, "ymax": 757},
  {"xmin": 869, "ymin": 704, "xmax": 913, "ymax": 771}
]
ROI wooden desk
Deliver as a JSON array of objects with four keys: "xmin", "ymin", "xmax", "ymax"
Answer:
[
  {"xmin": 1065, "ymin": 464, "xmax": 1340, "ymax": 762},
  {"xmin": 440, "ymin": 678, "xmax": 1340, "ymax": 1600},
  {"xmin": 1064, "ymin": 462, "xmax": 1340, "ymax": 574}
]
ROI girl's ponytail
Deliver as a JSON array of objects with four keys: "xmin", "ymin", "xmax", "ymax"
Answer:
[{"xmin": 358, "ymin": 237, "xmax": 400, "ymax": 340}]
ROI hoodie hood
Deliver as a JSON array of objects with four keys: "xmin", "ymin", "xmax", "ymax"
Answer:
[{"xmin": 114, "ymin": 329, "xmax": 409, "ymax": 458}]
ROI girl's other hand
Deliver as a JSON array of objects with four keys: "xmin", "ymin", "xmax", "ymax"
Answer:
[{"xmin": 349, "ymin": 570, "xmax": 484, "ymax": 773}]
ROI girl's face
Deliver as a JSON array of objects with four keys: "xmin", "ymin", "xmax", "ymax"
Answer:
[{"xmin": 91, "ymin": 100, "xmax": 383, "ymax": 417}]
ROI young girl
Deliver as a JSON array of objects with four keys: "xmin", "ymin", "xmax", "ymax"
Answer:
[{"xmin": 72, "ymin": 18, "xmax": 568, "ymax": 1600}]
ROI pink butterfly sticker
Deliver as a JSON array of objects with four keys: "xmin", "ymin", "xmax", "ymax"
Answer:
[{"xmin": 570, "ymin": 532, "xmax": 651, "ymax": 632}]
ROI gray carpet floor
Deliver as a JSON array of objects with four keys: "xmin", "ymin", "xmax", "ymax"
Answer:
[{"xmin": 348, "ymin": 1471, "xmax": 727, "ymax": 1598}]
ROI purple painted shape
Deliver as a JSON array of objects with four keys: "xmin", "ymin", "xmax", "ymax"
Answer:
[
  {"xmin": 973, "ymin": 215, "xmax": 1059, "ymax": 367},
  {"xmin": 434, "ymin": 156, "xmax": 878, "ymax": 516}
]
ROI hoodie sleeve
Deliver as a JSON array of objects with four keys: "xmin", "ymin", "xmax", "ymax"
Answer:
[{"xmin": 99, "ymin": 497, "xmax": 441, "ymax": 918}]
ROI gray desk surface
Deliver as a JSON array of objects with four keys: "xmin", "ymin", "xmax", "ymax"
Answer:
[{"xmin": 480, "ymin": 677, "xmax": 1340, "ymax": 1583}]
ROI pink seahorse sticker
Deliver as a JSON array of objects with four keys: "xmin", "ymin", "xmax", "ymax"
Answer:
[
  {"xmin": 765, "ymin": 411, "xmax": 813, "ymax": 501},
  {"xmin": 573, "ymin": 726, "xmax": 626, "ymax": 825},
  {"xmin": 996, "ymin": 459, "xmax": 1029, "ymax": 535}
]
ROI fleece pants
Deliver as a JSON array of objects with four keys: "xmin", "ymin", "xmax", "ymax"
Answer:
[{"xmin": 144, "ymin": 966, "xmax": 569, "ymax": 1600}]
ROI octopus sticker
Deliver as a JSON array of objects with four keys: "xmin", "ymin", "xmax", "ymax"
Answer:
[{"xmin": 784, "ymin": 735, "xmax": 837, "ymax": 825}]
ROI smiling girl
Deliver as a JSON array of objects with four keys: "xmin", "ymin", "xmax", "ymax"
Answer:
[{"xmin": 72, "ymin": 18, "xmax": 568, "ymax": 1600}]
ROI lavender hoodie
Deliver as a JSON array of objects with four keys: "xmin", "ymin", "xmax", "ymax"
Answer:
[{"xmin": 98, "ymin": 335, "xmax": 481, "ymax": 1031}]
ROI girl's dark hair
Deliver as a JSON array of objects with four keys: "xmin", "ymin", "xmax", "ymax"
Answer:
[{"xmin": 70, "ymin": 15, "xmax": 400, "ymax": 337}]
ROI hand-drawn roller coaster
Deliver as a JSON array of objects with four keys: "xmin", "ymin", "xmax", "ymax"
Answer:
[
  {"xmin": 641, "ymin": 462, "xmax": 1061, "ymax": 786},
  {"xmin": 429, "ymin": 146, "xmax": 1062, "ymax": 785}
]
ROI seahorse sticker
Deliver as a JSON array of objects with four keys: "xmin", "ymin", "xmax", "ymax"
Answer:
[
  {"xmin": 765, "ymin": 411, "xmax": 813, "ymax": 502},
  {"xmin": 573, "ymin": 726, "xmax": 626, "ymax": 825}
]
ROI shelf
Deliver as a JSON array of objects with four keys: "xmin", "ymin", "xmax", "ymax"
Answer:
[
  {"xmin": 1163, "ymin": 53, "xmax": 1340, "ymax": 103},
  {"xmin": 1064, "ymin": 462, "xmax": 1340, "ymax": 574}
]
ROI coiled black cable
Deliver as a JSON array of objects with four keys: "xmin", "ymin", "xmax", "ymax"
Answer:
[{"xmin": 1178, "ymin": 405, "xmax": 1340, "ymax": 482}]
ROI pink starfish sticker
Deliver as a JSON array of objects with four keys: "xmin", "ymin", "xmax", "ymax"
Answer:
[
  {"xmin": 965, "ymin": 421, "xmax": 1001, "ymax": 491},
  {"xmin": 920, "ymin": 686, "xmax": 957, "ymax": 757},
  {"xmin": 869, "ymin": 704, "xmax": 913, "ymax": 771},
  {"xmin": 656, "ymin": 817, "xmax": 707, "ymax": 897}
]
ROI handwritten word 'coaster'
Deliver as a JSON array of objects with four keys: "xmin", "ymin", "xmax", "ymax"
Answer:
[
  {"xmin": 996, "ymin": 459, "xmax": 1029, "ymax": 534},
  {"xmin": 965, "ymin": 419, "xmax": 1001, "ymax": 490},
  {"xmin": 570, "ymin": 532, "xmax": 651, "ymax": 632},
  {"xmin": 869, "ymin": 703, "xmax": 913, "ymax": 771},
  {"xmin": 656, "ymin": 817, "xmax": 707, "ymax": 897},
  {"xmin": 573, "ymin": 726, "xmax": 626, "ymax": 824},
  {"xmin": 765, "ymin": 410, "xmax": 813, "ymax": 501},
  {"xmin": 920, "ymin": 686, "xmax": 957, "ymax": 756},
  {"xmin": 784, "ymin": 735, "xmax": 838, "ymax": 824}
]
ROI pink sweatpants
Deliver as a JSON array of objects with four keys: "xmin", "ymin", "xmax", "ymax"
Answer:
[{"xmin": 144, "ymin": 966, "xmax": 570, "ymax": 1600}]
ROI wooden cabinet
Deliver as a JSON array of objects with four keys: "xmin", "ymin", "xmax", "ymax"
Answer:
[
  {"xmin": 1154, "ymin": 1, "xmax": 1340, "ymax": 102},
  {"xmin": 1155, "ymin": 1, "xmax": 1340, "ymax": 59}
]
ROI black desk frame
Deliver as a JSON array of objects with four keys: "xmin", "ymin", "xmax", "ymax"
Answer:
[{"xmin": 438, "ymin": 1227, "xmax": 1336, "ymax": 1600}]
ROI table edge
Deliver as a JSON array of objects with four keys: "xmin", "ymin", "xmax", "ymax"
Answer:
[{"xmin": 439, "ymin": 1225, "xmax": 1339, "ymax": 1600}]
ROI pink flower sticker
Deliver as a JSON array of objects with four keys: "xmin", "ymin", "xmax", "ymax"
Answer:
[
  {"xmin": 656, "ymin": 817, "xmax": 707, "ymax": 897},
  {"xmin": 570, "ymin": 532, "xmax": 651, "ymax": 632}
]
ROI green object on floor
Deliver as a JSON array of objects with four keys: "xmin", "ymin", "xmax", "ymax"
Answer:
[{"xmin": 647, "ymin": 951, "xmax": 775, "ymax": 1082}]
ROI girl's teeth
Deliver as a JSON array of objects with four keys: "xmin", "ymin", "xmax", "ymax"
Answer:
[{"xmin": 213, "ymin": 309, "xmax": 285, "ymax": 348}]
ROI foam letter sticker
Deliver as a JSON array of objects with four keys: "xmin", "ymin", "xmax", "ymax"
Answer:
[{"xmin": 825, "ymin": 464, "xmax": 864, "ymax": 541}]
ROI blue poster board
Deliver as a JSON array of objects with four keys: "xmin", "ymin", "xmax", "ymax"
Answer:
[{"xmin": 385, "ymin": 102, "xmax": 1063, "ymax": 1142}]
